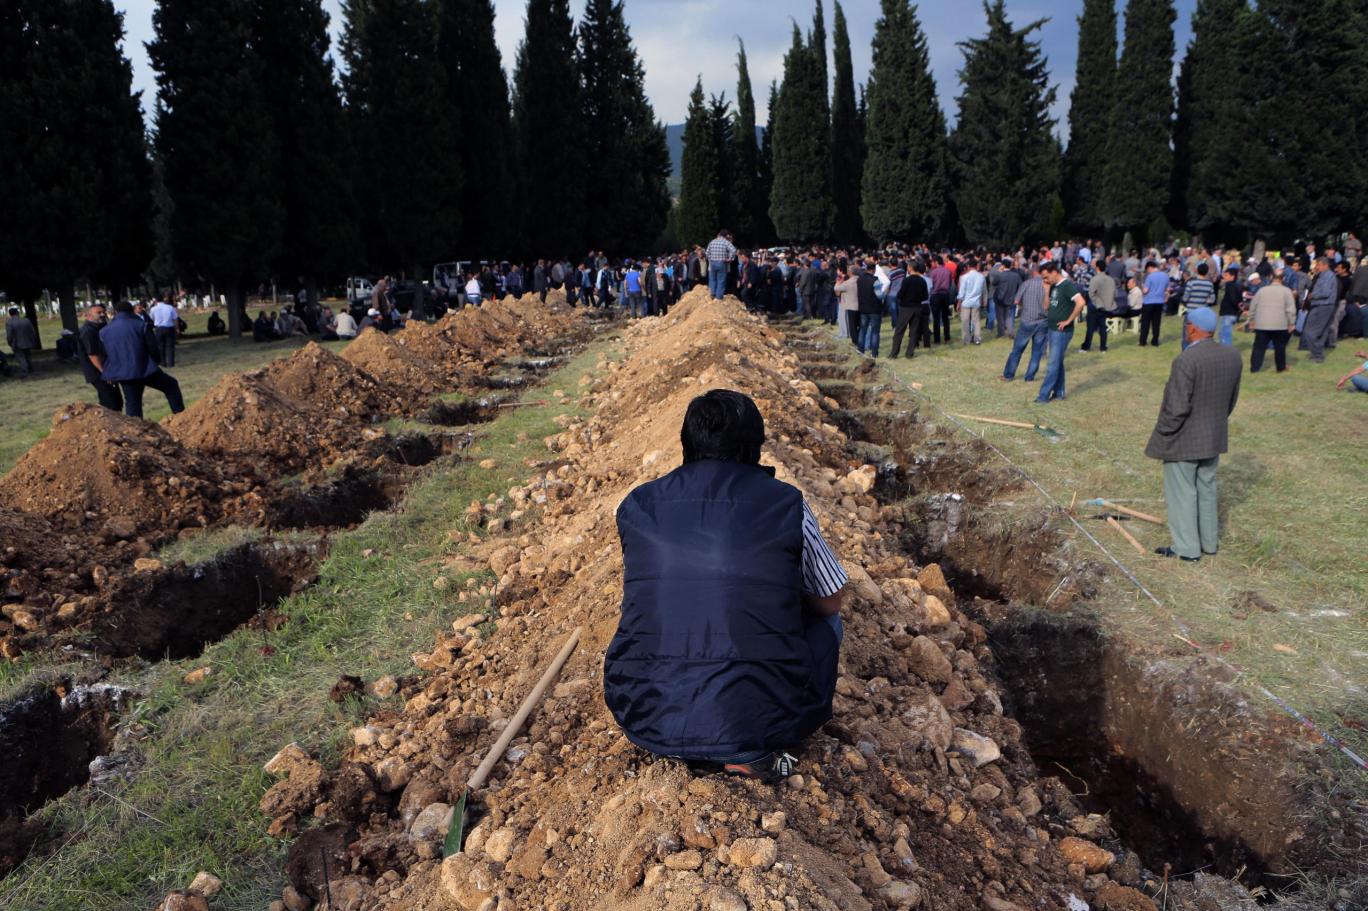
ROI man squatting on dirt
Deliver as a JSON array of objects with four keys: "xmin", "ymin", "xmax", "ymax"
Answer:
[{"xmin": 603, "ymin": 389, "xmax": 848, "ymax": 782}]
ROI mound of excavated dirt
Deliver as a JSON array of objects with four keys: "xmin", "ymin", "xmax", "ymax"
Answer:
[
  {"xmin": 165, "ymin": 372, "xmax": 374, "ymax": 472},
  {"xmin": 259, "ymin": 341, "xmax": 387, "ymax": 422},
  {"xmin": 269, "ymin": 289, "xmax": 1167, "ymax": 911},
  {"xmin": 0, "ymin": 403, "xmax": 226, "ymax": 535},
  {"xmin": 341, "ymin": 329, "xmax": 446, "ymax": 396}
]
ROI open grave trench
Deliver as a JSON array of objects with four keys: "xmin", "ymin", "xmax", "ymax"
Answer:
[
  {"xmin": 779, "ymin": 320, "xmax": 1363, "ymax": 895},
  {"xmin": 0, "ymin": 303, "xmax": 603, "ymax": 878}
]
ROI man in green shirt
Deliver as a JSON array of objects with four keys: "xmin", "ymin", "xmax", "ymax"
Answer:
[{"xmin": 1035, "ymin": 262, "xmax": 1087, "ymax": 404}]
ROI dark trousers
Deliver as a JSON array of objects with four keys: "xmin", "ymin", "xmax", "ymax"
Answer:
[
  {"xmin": 155, "ymin": 327, "xmax": 176, "ymax": 367},
  {"xmin": 12, "ymin": 349, "xmax": 32, "ymax": 375},
  {"xmin": 929, "ymin": 292, "xmax": 952, "ymax": 343},
  {"xmin": 89, "ymin": 378, "xmax": 124, "ymax": 411},
  {"xmin": 1139, "ymin": 305, "xmax": 1163, "ymax": 345},
  {"xmin": 845, "ymin": 310, "xmax": 861, "ymax": 346},
  {"xmin": 1251, "ymin": 329, "xmax": 1289, "ymax": 373},
  {"xmin": 889, "ymin": 305, "xmax": 927, "ymax": 357},
  {"xmin": 1081, "ymin": 301, "xmax": 1109, "ymax": 351},
  {"xmin": 117, "ymin": 369, "xmax": 185, "ymax": 419}
]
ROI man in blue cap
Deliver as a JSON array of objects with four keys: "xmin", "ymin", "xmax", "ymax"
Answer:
[{"xmin": 1144, "ymin": 307, "xmax": 1243, "ymax": 561}]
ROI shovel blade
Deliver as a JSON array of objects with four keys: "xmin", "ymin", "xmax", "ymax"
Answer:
[
  {"xmin": 1033, "ymin": 425, "xmax": 1064, "ymax": 443},
  {"xmin": 444, "ymin": 791, "xmax": 468, "ymax": 858}
]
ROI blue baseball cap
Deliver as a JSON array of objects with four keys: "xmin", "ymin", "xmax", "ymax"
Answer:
[{"xmin": 1185, "ymin": 307, "xmax": 1218, "ymax": 333}]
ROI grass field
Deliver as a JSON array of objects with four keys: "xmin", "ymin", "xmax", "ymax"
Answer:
[
  {"xmin": 838, "ymin": 314, "xmax": 1368, "ymax": 766},
  {"xmin": 1, "ymin": 309, "xmax": 346, "ymax": 473},
  {"xmin": 0, "ymin": 335, "xmax": 616, "ymax": 911}
]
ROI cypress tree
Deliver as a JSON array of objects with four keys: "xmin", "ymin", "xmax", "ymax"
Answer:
[
  {"xmin": 151, "ymin": 0, "xmax": 281, "ymax": 336},
  {"xmin": 511, "ymin": 0, "xmax": 585, "ymax": 257},
  {"xmin": 710, "ymin": 92, "xmax": 736, "ymax": 233},
  {"xmin": 949, "ymin": 1, "xmax": 1058, "ymax": 248},
  {"xmin": 757, "ymin": 81, "xmax": 778, "ymax": 245},
  {"xmin": 1170, "ymin": 0, "xmax": 1246, "ymax": 239},
  {"xmin": 811, "ymin": 0, "xmax": 828, "ymax": 96},
  {"xmin": 829, "ymin": 2, "xmax": 862, "ymax": 243},
  {"xmin": 578, "ymin": 0, "xmax": 671, "ymax": 253},
  {"xmin": 0, "ymin": 0, "xmax": 152, "ymax": 331},
  {"xmin": 731, "ymin": 41, "xmax": 764, "ymax": 246},
  {"xmin": 770, "ymin": 24, "xmax": 835, "ymax": 242},
  {"xmin": 1257, "ymin": 0, "xmax": 1368, "ymax": 236},
  {"xmin": 436, "ymin": 0, "xmax": 515, "ymax": 254},
  {"xmin": 677, "ymin": 79, "xmax": 722, "ymax": 248},
  {"xmin": 341, "ymin": 0, "xmax": 460, "ymax": 315},
  {"xmin": 1100, "ymin": 0, "xmax": 1176, "ymax": 237},
  {"xmin": 860, "ymin": 0, "xmax": 949, "ymax": 244},
  {"xmin": 253, "ymin": 0, "xmax": 358, "ymax": 308},
  {"xmin": 1061, "ymin": 0, "xmax": 1117, "ymax": 234}
]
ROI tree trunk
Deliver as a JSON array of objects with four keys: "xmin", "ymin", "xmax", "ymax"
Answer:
[
  {"xmin": 305, "ymin": 276, "xmax": 319, "ymax": 313},
  {"xmin": 410, "ymin": 262, "xmax": 426, "ymax": 320},
  {"xmin": 227, "ymin": 285, "xmax": 245, "ymax": 340},
  {"xmin": 57, "ymin": 280, "xmax": 79, "ymax": 334},
  {"xmin": 22, "ymin": 298, "xmax": 42, "ymax": 349}
]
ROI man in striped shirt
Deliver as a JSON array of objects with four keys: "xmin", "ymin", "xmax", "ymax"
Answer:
[
  {"xmin": 1181, "ymin": 263, "xmax": 1217, "ymax": 350},
  {"xmin": 705, "ymin": 231, "xmax": 737, "ymax": 300}
]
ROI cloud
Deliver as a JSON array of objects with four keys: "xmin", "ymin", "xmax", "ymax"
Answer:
[{"xmin": 117, "ymin": 0, "xmax": 1195, "ymax": 134}]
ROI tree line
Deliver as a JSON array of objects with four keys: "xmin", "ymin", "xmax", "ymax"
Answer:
[
  {"xmin": 679, "ymin": 0, "xmax": 1368, "ymax": 253},
  {"xmin": 0, "ymin": 0, "xmax": 670, "ymax": 337},
  {"xmin": 3, "ymin": 0, "xmax": 1366, "ymax": 336}
]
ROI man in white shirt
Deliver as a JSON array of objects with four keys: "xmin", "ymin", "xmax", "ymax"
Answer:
[
  {"xmin": 335, "ymin": 308, "xmax": 358, "ymax": 339},
  {"xmin": 955, "ymin": 259, "xmax": 987, "ymax": 345},
  {"xmin": 149, "ymin": 296, "xmax": 179, "ymax": 367}
]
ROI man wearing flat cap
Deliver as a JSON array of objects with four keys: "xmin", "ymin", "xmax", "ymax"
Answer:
[{"xmin": 1144, "ymin": 307, "xmax": 1243, "ymax": 561}]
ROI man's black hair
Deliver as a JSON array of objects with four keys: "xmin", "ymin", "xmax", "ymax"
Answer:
[
  {"xmin": 113, "ymin": 300, "xmax": 134, "ymax": 314},
  {"xmin": 681, "ymin": 389, "xmax": 765, "ymax": 465}
]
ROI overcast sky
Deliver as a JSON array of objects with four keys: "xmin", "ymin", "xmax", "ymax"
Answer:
[{"xmin": 116, "ymin": 0, "xmax": 1196, "ymax": 133}]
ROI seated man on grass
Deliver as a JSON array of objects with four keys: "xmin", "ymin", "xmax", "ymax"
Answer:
[{"xmin": 604, "ymin": 389, "xmax": 847, "ymax": 783}]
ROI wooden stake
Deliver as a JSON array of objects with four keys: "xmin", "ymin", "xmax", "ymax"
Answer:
[{"xmin": 1106, "ymin": 516, "xmax": 1147, "ymax": 555}]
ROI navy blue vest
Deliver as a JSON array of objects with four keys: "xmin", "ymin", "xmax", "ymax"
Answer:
[{"xmin": 604, "ymin": 459, "xmax": 828, "ymax": 759}]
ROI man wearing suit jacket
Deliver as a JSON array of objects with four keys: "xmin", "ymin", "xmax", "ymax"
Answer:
[{"xmin": 1144, "ymin": 307, "xmax": 1243, "ymax": 561}]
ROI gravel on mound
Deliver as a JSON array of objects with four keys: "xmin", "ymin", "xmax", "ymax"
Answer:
[
  {"xmin": 0, "ymin": 403, "xmax": 225, "ymax": 534},
  {"xmin": 164, "ymin": 372, "xmax": 350, "ymax": 471},
  {"xmin": 266, "ymin": 290, "xmax": 1159, "ymax": 911},
  {"xmin": 259, "ymin": 341, "xmax": 387, "ymax": 421},
  {"xmin": 341, "ymin": 329, "xmax": 446, "ymax": 395}
]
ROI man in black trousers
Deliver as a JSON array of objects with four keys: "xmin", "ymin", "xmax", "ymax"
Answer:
[
  {"xmin": 77, "ymin": 303, "xmax": 123, "ymax": 412},
  {"xmin": 890, "ymin": 259, "xmax": 930, "ymax": 358}
]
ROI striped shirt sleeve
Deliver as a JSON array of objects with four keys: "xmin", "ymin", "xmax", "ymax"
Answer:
[{"xmin": 801, "ymin": 500, "xmax": 848, "ymax": 598}]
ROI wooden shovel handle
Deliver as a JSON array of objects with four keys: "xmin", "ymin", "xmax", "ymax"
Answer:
[
  {"xmin": 1106, "ymin": 516, "xmax": 1147, "ymax": 555},
  {"xmin": 1101, "ymin": 500, "xmax": 1164, "ymax": 526},
  {"xmin": 950, "ymin": 413, "xmax": 1036, "ymax": 430},
  {"xmin": 467, "ymin": 626, "xmax": 582, "ymax": 791}
]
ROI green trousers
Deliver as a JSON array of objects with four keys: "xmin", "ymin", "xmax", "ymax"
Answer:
[{"xmin": 1162, "ymin": 457, "xmax": 1220, "ymax": 559}]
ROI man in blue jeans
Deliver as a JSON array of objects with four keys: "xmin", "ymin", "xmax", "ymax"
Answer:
[
  {"xmin": 704, "ymin": 231, "xmax": 737, "ymax": 300},
  {"xmin": 1001, "ymin": 268, "xmax": 1048, "ymax": 382},
  {"xmin": 1035, "ymin": 262, "xmax": 1087, "ymax": 404},
  {"xmin": 605, "ymin": 390, "xmax": 846, "ymax": 783}
]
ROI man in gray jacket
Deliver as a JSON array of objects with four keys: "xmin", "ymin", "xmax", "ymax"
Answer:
[
  {"xmin": 1302, "ymin": 257, "xmax": 1339, "ymax": 362},
  {"xmin": 5, "ymin": 307, "xmax": 39, "ymax": 376},
  {"xmin": 1145, "ymin": 307, "xmax": 1243, "ymax": 561}
]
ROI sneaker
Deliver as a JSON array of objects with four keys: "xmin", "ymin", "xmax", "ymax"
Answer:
[{"xmin": 724, "ymin": 752, "xmax": 799, "ymax": 784}]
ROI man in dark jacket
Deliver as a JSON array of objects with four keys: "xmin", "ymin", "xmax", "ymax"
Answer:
[
  {"xmin": 1145, "ymin": 307, "xmax": 1242, "ymax": 561},
  {"xmin": 604, "ymin": 390, "xmax": 847, "ymax": 783},
  {"xmin": 99, "ymin": 300, "xmax": 185, "ymax": 419},
  {"xmin": 5, "ymin": 307, "xmax": 39, "ymax": 376},
  {"xmin": 77, "ymin": 303, "xmax": 123, "ymax": 411}
]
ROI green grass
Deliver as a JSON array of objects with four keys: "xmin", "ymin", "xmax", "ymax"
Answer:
[
  {"xmin": 0, "ymin": 309, "xmax": 347, "ymax": 473},
  {"xmin": 820, "ymin": 318, "xmax": 1368, "ymax": 766},
  {"xmin": 0, "ymin": 335, "xmax": 616, "ymax": 911}
]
